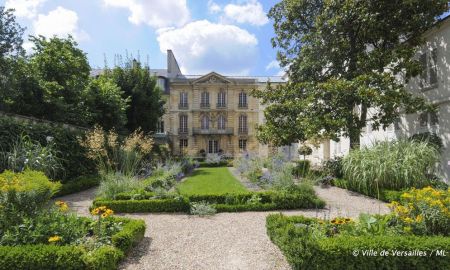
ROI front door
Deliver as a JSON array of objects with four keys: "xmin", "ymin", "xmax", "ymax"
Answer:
[{"xmin": 208, "ymin": 140, "xmax": 219, "ymax": 153}]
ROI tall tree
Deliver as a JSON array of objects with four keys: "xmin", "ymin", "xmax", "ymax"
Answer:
[
  {"xmin": 108, "ymin": 60, "xmax": 165, "ymax": 133},
  {"xmin": 254, "ymin": 0, "xmax": 448, "ymax": 148},
  {"xmin": 0, "ymin": 7, "xmax": 25, "ymax": 110}
]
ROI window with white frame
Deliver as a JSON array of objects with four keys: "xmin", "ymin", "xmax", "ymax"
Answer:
[
  {"xmin": 180, "ymin": 92, "xmax": 188, "ymax": 107},
  {"xmin": 238, "ymin": 91, "xmax": 247, "ymax": 107},
  {"xmin": 179, "ymin": 114, "xmax": 188, "ymax": 133},
  {"xmin": 201, "ymin": 91, "xmax": 210, "ymax": 107},
  {"xmin": 419, "ymin": 111, "xmax": 439, "ymax": 127},
  {"xmin": 201, "ymin": 115, "xmax": 209, "ymax": 129},
  {"xmin": 217, "ymin": 91, "xmax": 226, "ymax": 107},
  {"xmin": 419, "ymin": 48, "xmax": 438, "ymax": 88},
  {"xmin": 239, "ymin": 114, "xmax": 247, "ymax": 133},
  {"xmin": 218, "ymin": 115, "xmax": 226, "ymax": 130}
]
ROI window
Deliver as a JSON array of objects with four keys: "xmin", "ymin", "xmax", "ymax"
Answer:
[
  {"xmin": 201, "ymin": 91, "xmax": 210, "ymax": 107},
  {"xmin": 217, "ymin": 91, "xmax": 226, "ymax": 107},
  {"xmin": 419, "ymin": 48, "xmax": 438, "ymax": 88},
  {"xmin": 201, "ymin": 115, "xmax": 209, "ymax": 130},
  {"xmin": 218, "ymin": 115, "xmax": 226, "ymax": 130},
  {"xmin": 179, "ymin": 115, "xmax": 188, "ymax": 133},
  {"xmin": 157, "ymin": 120, "xmax": 164, "ymax": 133},
  {"xmin": 238, "ymin": 114, "xmax": 248, "ymax": 134},
  {"xmin": 239, "ymin": 139, "xmax": 247, "ymax": 150},
  {"xmin": 419, "ymin": 112, "xmax": 439, "ymax": 127},
  {"xmin": 238, "ymin": 91, "xmax": 247, "ymax": 108},
  {"xmin": 156, "ymin": 77, "xmax": 165, "ymax": 90},
  {"xmin": 179, "ymin": 139, "xmax": 188, "ymax": 150},
  {"xmin": 208, "ymin": 140, "xmax": 219, "ymax": 153},
  {"xmin": 179, "ymin": 92, "xmax": 188, "ymax": 107}
]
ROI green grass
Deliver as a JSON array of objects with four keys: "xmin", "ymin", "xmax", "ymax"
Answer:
[{"xmin": 177, "ymin": 167, "xmax": 247, "ymax": 195}]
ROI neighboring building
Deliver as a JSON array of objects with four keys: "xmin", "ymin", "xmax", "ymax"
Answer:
[
  {"xmin": 154, "ymin": 50, "xmax": 291, "ymax": 158},
  {"xmin": 308, "ymin": 16, "xmax": 450, "ymax": 181}
]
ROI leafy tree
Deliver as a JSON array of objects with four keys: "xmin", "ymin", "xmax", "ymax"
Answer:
[
  {"xmin": 84, "ymin": 76, "xmax": 130, "ymax": 130},
  {"xmin": 0, "ymin": 7, "xmax": 25, "ymax": 110},
  {"xmin": 108, "ymin": 60, "xmax": 165, "ymax": 133},
  {"xmin": 26, "ymin": 35, "xmax": 91, "ymax": 125},
  {"xmin": 254, "ymin": 0, "xmax": 448, "ymax": 148}
]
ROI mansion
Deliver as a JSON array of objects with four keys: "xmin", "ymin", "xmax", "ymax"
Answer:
[{"xmin": 153, "ymin": 51, "xmax": 289, "ymax": 157}]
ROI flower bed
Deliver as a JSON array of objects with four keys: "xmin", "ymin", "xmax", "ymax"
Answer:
[
  {"xmin": 0, "ymin": 217, "xmax": 145, "ymax": 270},
  {"xmin": 266, "ymin": 187, "xmax": 450, "ymax": 270}
]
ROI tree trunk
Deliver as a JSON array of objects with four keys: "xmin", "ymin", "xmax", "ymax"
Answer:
[{"xmin": 349, "ymin": 131, "xmax": 360, "ymax": 150}]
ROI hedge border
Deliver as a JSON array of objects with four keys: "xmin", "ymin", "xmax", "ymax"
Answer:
[
  {"xmin": 93, "ymin": 189, "xmax": 326, "ymax": 213},
  {"xmin": 53, "ymin": 175, "xmax": 101, "ymax": 197},
  {"xmin": 266, "ymin": 214, "xmax": 450, "ymax": 270},
  {"xmin": 0, "ymin": 217, "xmax": 145, "ymax": 270}
]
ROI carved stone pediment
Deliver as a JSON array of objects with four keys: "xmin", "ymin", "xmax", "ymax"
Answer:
[{"xmin": 193, "ymin": 72, "xmax": 231, "ymax": 84}]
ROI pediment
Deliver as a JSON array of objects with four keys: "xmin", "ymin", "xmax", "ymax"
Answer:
[{"xmin": 193, "ymin": 72, "xmax": 231, "ymax": 84}]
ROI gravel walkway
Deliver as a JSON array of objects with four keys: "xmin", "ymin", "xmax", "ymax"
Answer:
[{"xmin": 57, "ymin": 185, "xmax": 390, "ymax": 270}]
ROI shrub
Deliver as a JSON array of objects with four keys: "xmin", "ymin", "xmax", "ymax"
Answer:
[
  {"xmin": 0, "ymin": 116, "xmax": 95, "ymax": 180},
  {"xmin": 342, "ymin": 139, "xmax": 440, "ymax": 196},
  {"xmin": 190, "ymin": 201, "xmax": 217, "ymax": 216},
  {"xmin": 266, "ymin": 214, "xmax": 450, "ymax": 270},
  {"xmin": 54, "ymin": 175, "xmax": 100, "ymax": 197},
  {"xmin": 93, "ymin": 197, "xmax": 190, "ymax": 213},
  {"xmin": 322, "ymin": 156, "xmax": 343, "ymax": 178},
  {"xmin": 409, "ymin": 132, "xmax": 443, "ymax": 152},
  {"xmin": 389, "ymin": 187, "xmax": 450, "ymax": 236},
  {"xmin": 293, "ymin": 160, "xmax": 311, "ymax": 177},
  {"xmin": 96, "ymin": 173, "xmax": 145, "ymax": 200},
  {"xmin": 110, "ymin": 218, "xmax": 146, "ymax": 254}
]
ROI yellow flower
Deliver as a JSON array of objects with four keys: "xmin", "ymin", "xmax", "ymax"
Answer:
[
  {"xmin": 48, "ymin": 236, "xmax": 61, "ymax": 243},
  {"xmin": 415, "ymin": 215, "xmax": 423, "ymax": 222},
  {"xmin": 55, "ymin": 201, "xmax": 69, "ymax": 212},
  {"xmin": 403, "ymin": 217, "xmax": 413, "ymax": 223},
  {"xmin": 91, "ymin": 206, "xmax": 113, "ymax": 218}
]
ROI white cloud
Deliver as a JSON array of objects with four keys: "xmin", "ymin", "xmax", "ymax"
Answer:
[
  {"xmin": 207, "ymin": 0, "xmax": 221, "ymax": 14},
  {"xmin": 33, "ymin": 6, "xmax": 88, "ymax": 41},
  {"xmin": 102, "ymin": 0, "xmax": 190, "ymax": 28},
  {"xmin": 223, "ymin": 0, "xmax": 268, "ymax": 26},
  {"xmin": 5, "ymin": 0, "xmax": 47, "ymax": 19},
  {"xmin": 157, "ymin": 20, "xmax": 258, "ymax": 75}
]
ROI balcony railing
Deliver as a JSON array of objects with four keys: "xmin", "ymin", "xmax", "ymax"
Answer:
[
  {"xmin": 192, "ymin": 128, "xmax": 233, "ymax": 135},
  {"xmin": 178, "ymin": 128, "xmax": 188, "ymax": 134},
  {"xmin": 178, "ymin": 103, "xmax": 188, "ymax": 109},
  {"xmin": 200, "ymin": 103, "xmax": 210, "ymax": 108},
  {"xmin": 238, "ymin": 103, "xmax": 248, "ymax": 109},
  {"xmin": 238, "ymin": 128, "xmax": 248, "ymax": 135},
  {"xmin": 216, "ymin": 103, "xmax": 226, "ymax": 108}
]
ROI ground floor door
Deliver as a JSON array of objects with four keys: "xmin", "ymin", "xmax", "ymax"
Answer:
[{"xmin": 208, "ymin": 140, "xmax": 219, "ymax": 153}]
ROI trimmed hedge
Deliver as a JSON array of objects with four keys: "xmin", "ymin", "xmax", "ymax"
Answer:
[
  {"xmin": 54, "ymin": 175, "xmax": 100, "ymax": 197},
  {"xmin": 0, "ymin": 217, "xmax": 145, "ymax": 270},
  {"xmin": 94, "ymin": 185, "xmax": 325, "ymax": 213},
  {"xmin": 266, "ymin": 214, "xmax": 450, "ymax": 270},
  {"xmin": 332, "ymin": 178, "xmax": 404, "ymax": 202},
  {"xmin": 93, "ymin": 197, "xmax": 190, "ymax": 213}
]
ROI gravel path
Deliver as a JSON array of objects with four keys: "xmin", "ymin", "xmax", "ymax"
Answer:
[{"xmin": 57, "ymin": 185, "xmax": 390, "ymax": 270}]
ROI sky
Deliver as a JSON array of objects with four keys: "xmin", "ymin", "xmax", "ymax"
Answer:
[{"xmin": 1, "ymin": 0, "xmax": 284, "ymax": 76}]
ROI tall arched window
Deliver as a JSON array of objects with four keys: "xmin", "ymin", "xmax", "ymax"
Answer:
[
  {"xmin": 201, "ymin": 115, "xmax": 210, "ymax": 130},
  {"xmin": 201, "ymin": 91, "xmax": 210, "ymax": 107},
  {"xmin": 238, "ymin": 91, "xmax": 247, "ymax": 108},
  {"xmin": 238, "ymin": 114, "xmax": 247, "ymax": 134},
  {"xmin": 179, "ymin": 92, "xmax": 188, "ymax": 108},
  {"xmin": 218, "ymin": 115, "xmax": 226, "ymax": 130},
  {"xmin": 179, "ymin": 114, "xmax": 188, "ymax": 133},
  {"xmin": 217, "ymin": 91, "xmax": 226, "ymax": 107}
]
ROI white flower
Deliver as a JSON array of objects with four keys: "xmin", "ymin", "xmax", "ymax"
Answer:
[{"xmin": 46, "ymin": 136, "xmax": 54, "ymax": 142}]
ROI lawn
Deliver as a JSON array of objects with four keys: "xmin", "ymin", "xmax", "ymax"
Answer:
[{"xmin": 177, "ymin": 167, "xmax": 247, "ymax": 195}]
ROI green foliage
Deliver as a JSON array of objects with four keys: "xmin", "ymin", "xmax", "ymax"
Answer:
[
  {"xmin": 83, "ymin": 76, "xmax": 130, "ymax": 131},
  {"xmin": 254, "ymin": 0, "xmax": 447, "ymax": 147},
  {"xmin": 298, "ymin": 145, "xmax": 312, "ymax": 159},
  {"xmin": 93, "ymin": 197, "xmax": 190, "ymax": 213},
  {"xmin": 0, "ymin": 116, "xmax": 96, "ymax": 180},
  {"xmin": 55, "ymin": 175, "xmax": 100, "ymax": 197},
  {"xmin": 106, "ymin": 60, "xmax": 165, "ymax": 133},
  {"xmin": 190, "ymin": 201, "xmax": 217, "ymax": 216},
  {"xmin": 322, "ymin": 156, "xmax": 343, "ymax": 178},
  {"xmin": 409, "ymin": 132, "xmax": 443, "ymax": 152},
  {"xmin": 0, "ymin": 216, "xmax": 145, "ymax": 270},
  {"xmin": 266, "ymin": 214, "xmax": 450, "ymax": 270},
  {"xmin": 292, "ymin": 160, "xmax": 310, "ymax": 177},
  {"xmin": 3, "ymin": 134, "xmax": 63, "ymax": 179},
  {"xmin": 342, "ymin": 140, "xmax": 440, "ymax": 196},
  {"xmin": 96, "ymin": 173, "xmax": 145, "ymax": 200}
]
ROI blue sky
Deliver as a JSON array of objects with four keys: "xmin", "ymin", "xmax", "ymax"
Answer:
[{"xmin": 2, "ymin": 0, "xmax": 284, "ymax": 76}]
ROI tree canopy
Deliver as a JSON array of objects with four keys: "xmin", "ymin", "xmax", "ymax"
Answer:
[{"xmin": 254, "ymin": 0, "xmax": 448, "ymax": 148}]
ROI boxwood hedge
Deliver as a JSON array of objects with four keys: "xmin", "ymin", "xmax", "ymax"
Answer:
[
  {"xmin": 266, "ymin": 214, "xmax": 450, "ymax": 270},
  {"xmin": 0, "ymin": 217, "xmax": 145, "ymax": 270}
]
